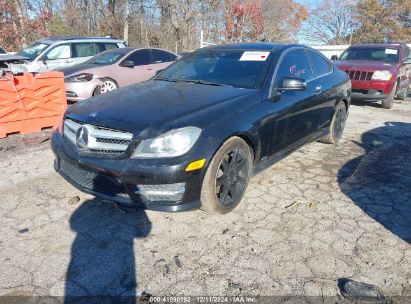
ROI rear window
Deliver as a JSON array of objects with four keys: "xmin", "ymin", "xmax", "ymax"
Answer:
[
  {"xmin": 307, "ymin": 51, "xmax": 332, "ymax": 76},
  {"xmin": 340, "ymin": 47, "xmax": 400, "ymax": 63}
]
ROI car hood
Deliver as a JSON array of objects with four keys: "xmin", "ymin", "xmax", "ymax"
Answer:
[
  {"xmin": 335, "ymin": 60, "xmax": 398, "ymax": 72},
  {"xmin": 59, "ymin": 63, "xmax": 107, "ymax": 77},
  {"xmin": 65, "ymin": 80, "xmax": 257, "ymax": 138},
  {"xmin": 0, "ymin": 54, "xmax": 31, "ymax": 62}
]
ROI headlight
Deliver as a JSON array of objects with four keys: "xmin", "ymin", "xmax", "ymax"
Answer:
[
  {"xmin": 372, "ymin": 70, "xmax": 392, "ymax": 81},
  {"xmin": 65, "ymin": 73, "xmax": 94, "ymax": 83},
  {"xmin": 132, "ymin": 127, "xmax": 202, "ymax": 158}
]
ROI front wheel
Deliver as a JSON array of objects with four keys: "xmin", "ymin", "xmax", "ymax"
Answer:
[
  {"xmin": 200, "ymin": 137, "xmax": 252, "ymax": 214},
  {"xmin": 99, "ymin": 78, "xmax": 119, "ymax": 94},
  {"xmin": 320, "ymin": 102, "xmax": 347, "ymax": 144},
  {"xmin": 381, "ymin": 82, "xmax": 397, "ymax": 109}
]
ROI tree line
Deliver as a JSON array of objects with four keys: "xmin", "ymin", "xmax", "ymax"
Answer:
[{"xmin": 0, "ymin": 0, "xmax": 410, "ymax": 52}]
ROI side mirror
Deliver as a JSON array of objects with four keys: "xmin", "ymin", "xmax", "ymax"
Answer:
[
  {"xmin": 278, "ymin": 77, "xmax": 307, "ymax": 91},
  {"xmin": 155, "ymin": 69, "xmax": 164, "ymax": 76},
  {"xmin": 331, "ymin": 55, "xmax": 339, "ymax": 61},
  {"xmin": 121, "ymin": 60, "xmax": 135, "ymax": 68}
]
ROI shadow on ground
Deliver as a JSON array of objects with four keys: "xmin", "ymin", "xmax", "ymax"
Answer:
[
  {"xmin": 64, "ymin": 198, "xmax": 151, "ymax": 304},
  {"xmin": 338, "ymin": 122, "xmax": 411, "ymax": 244}
]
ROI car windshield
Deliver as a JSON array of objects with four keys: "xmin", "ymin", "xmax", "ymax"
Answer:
[
  {"xmin": 17, "ymin": 41, "xmax": 50, "ymax": 60},
  {"xmin": 0, "ymin": 47, "xmax": 6, "ymax": 54},
  {"xmin": 87, "ymin": 51, "xmax": 126, "ymax": 65},
  {"xmin": 156, "ymin": 49, "xmax": 272, "ymax": 89},
  {"xmin": 340, "ymin": 47, "xmax": 400, "ymax": 63}
]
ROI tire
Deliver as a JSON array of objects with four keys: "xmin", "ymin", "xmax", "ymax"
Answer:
[
  {"xmin": 320, "ymin": 102, "xmax": 347, "ymax": 144},
  {"xmin": 381, "ymin": 82, "xmax": 397, "ymax": 109},
  {"xmin": 200, "ymin": 137, "xmax": 252, "ymax": 214},
  {"xmin": 99, "ymin": 78, "xmax": 119, "ymax": 94},
  {"xmin": 396, "ymin": 80, "xmax": 410, "ymax": 101},
  {"xmin": 92, "ymin": 86, "xmax": 101, "ymax": 96}
]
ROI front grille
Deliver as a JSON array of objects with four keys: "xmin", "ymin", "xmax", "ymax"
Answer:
[
  {"xmin": 60, "ymin": 160, "xmax": 129, "ymax": 198},
  {"xmin": 63, "ymin": 119, "xmax": 133, "ymax": 157},
  {"xmin": 345, "ymin": 69, "xmax": 373, "ymax": 81}
]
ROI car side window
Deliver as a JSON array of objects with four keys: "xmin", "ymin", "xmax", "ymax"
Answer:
[
  {"xmin": 72, "ymin": 43, "xmax": 99, "ymax": 58},
  {"xmin": 101, "ymin": 43, "xmax": 118, "ymax": 51},
  {"xmin": 151, "ymin": 49, "xmax": 176, "ymax": 63},
  {"xmin": 276, "ymin": 49, "xmax": 313, "ymax": 86},
  {"xmin": 125, "ymin": 49, "xmax": 151, "ymax": 66},
  {"xmin": 307, "ymin": 51, "xmax": 332, "ymax": 77},
  {"xmin": 45, "ymin": 44, "xmax": 71, "ymax": 60},
  {"xmin": 404, "ymin": 47, "xmax": 411, "ymax": 61}
]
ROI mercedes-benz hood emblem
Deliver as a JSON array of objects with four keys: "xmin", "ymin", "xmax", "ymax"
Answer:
[{"xmin": 76, "ymin": 126, "xmax": 90, "ymax": 150}]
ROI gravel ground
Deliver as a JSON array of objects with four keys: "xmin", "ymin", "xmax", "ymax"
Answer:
[{"xmin": 0, "ymin": 98, "xmax": 410, "ymax": 303}]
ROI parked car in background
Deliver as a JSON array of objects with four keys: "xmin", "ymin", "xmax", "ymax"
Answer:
[
  {"xmin": 0, "ymin": 46, "xmax": 8, "ymax": 56},
  {"xmin": 335, "ymin": 43, "xmax": 411, "ymax": 108},
  {"xmin": 0, "ymin": 36, "xmax": 126, "ymax": 74},
  {"xmin": 52, "ymin": 43, "xmax": 350, "ymax": 214},
  {"xmin": 61, "ymin": 47, "xmax": 179, "ymax": 102}
]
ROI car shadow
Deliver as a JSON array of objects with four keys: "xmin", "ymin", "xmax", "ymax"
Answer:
[
  {"xmin": 350, "ymin": 100, "xmax": 383, "ymax": 108},
  {"xmin": 64, "ymin": 175, "xmax": 152, "ymax": 304},
  {"xmin": 338, "ymin": 122, "xmax": 411, "ymax": 244}
]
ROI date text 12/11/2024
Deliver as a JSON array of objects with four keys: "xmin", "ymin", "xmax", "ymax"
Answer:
[{"xmin": 148, "ymin": 296, "xmax": 257, "ymax": 303}]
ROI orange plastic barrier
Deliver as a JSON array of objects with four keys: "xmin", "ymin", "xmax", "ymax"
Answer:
[{"xmin": 0, "ymin": 72, "xmax": 67, "ymax": 138}]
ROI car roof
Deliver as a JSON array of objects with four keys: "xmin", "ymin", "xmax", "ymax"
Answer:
[
  {"xmin": 350, "ymin": 43, "xmax": 404, "ymax": 49},
  {"xmin": 38, "ymin": 36, "xmax": 125, "ymax": 44},
  {"xmin": 204, "ymin": 42, "xmax": 303, "ymax": 51}
]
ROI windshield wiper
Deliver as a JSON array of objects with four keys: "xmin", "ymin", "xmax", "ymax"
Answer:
[
  {"xmin": 155, "ymin": 78, "xmax": 178, "ymax": 82},
  {"xmin": 176, "ymin": 79, "xmax": 233, "ymax": 87}
]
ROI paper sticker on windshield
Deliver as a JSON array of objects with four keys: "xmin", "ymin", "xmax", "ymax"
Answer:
[
  {"xmin": 385, "ymin": 49, "xmax": 398, "ymax": 55},
  {"xmin": 239, "ymin": 51, "xmax": 270, "ymax": 61}
]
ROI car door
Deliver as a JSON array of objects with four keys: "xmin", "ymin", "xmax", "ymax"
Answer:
[
  {"xmin": 42, "ymin": 44, "xmax": 72, "ymax": 70},
  {"xmin": 306, "ymin": 50, "xmax": 336, "ymax": 130},
  {"xmin": 118, "ymin": 49, "xmax": 153, "ymax": 87},
  {"xmin": 151, "ymin": 49, "xmax": 178, "ymax": 72},
  {"xmin": 268, "ymin": 48, "xmax": 321, "ymax": 155}
]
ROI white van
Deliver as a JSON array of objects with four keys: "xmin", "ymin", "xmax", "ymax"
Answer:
[{"xmin": 0, "ymin": 36, "xmax": 126, "ymax": 73}]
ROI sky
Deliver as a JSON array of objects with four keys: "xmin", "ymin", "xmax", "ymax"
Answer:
[{"xmin": 295, "ymin": 0, "xmax": 321, "ymax": 45}]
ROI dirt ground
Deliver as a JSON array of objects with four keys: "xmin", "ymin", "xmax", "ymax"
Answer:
[{"xmin": 0, "ymin": 98, "xmax": 410, "ymax": 303}]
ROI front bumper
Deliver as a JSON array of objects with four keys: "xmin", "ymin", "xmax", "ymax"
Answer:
[
  {"xmin": 51, "ymin": 129, "xmax": 204, "ymax": 211},
  {"xmin": 65, "ymin": 79, "xmax": 102, "ymax": 103},
  {"xmin": 351, "ymin": 90, "xmax": 388, "ymax": 101},
  {"xmin": 350, "ymin": 80, "xmax": 394, "ymax": 101}
]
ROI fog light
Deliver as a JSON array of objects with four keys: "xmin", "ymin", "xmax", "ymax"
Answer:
[
  {"xmin": 135, "ymin": 183, "xmax": 185, "ymax": 202},
  {"xmin": 66, "ymin": 91, "xmax": 78, "ymax": 97}
]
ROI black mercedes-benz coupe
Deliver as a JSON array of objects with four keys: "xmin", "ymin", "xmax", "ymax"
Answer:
[{"xmin": 51, "ymin": 43, "xmax": 351, "ymax": 214}]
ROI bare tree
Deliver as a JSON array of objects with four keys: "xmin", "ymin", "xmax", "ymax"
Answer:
[
  {"xmin": 301, "ymin": 0, "xmax": 355, "ymax": 45},
  {"xmin": 262, "ymin": 0, "xmax": 308, "ymax": 43}
]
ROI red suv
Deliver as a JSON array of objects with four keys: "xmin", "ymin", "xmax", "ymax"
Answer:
[{"xmin": 335, "ymin": 43, "xmax": 411, "ymax": 108}]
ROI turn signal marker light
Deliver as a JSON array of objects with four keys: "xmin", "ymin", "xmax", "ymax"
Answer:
[{"xmin": 186, "ymin": 159, "xmax": 206, "ymax": 172}]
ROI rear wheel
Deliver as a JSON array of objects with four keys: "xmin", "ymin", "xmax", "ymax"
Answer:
[
  {"xmin": 396, "ymin": 80, "xmax": 410, "ymax": 101},
  {"xmin": 381, "ymin": 82, "xmax": 397, "ymax": 109},
  {"xmin": 320, "ymin": 102, "xmax": 347, "ymax": 144},
  {"xmin": 200, "ymin": 137, "xmax": 252, "ymax": 214}
]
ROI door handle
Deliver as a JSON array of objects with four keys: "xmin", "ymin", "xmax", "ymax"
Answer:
[
  {"xmin": 315, "ymin": 85, "xmax": 322, "ymax": 94},
  {"xmin": 65, "ymin": 60, "xmax": 74, "ymax": 64}
]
